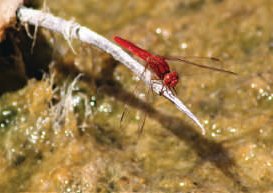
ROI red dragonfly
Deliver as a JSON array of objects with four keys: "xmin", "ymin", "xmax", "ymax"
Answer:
[{"xmin": 114, "ymin": 36, "xmax": 236, "ymax": 94}]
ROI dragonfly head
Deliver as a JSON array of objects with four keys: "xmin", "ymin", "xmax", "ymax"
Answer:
[{"xmin": 163, "ymin": 71, "xmax": 179, "ymax": 88}]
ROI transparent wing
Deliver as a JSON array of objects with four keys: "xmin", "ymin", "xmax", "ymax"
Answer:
[{"xmin": 164, "ymin": 56, "xmax": 237, "ymax": 76}]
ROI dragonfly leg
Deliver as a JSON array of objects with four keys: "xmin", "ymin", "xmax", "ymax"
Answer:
[
  {"xmin": 119, "ymin": 104, "xmax": 128, "ymax": 130},
  {"xmin": 159, "ymin": 80, "xmax": 165, "ymax": 96},
  {"xmin": 120, "ymin": 63, "xmax": 149, "ymax": 131},
  {"xmin": 139, "ymin": 62, "xmax": 149, "ymax": 80},
  {"xmin": 149, "ymin": 77, "xmax": 165, "ymax": 95},
  {"xmin": 137, "ymin": 112, "xmax": 146, "ymax": 137},
  {"xmin": 170, "ymin": 87, "xmax": 177, "ymax": 96}
]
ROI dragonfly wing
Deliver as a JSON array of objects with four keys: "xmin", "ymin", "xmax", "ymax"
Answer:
[{"xmin": 164, "ymin": 56, "xmax": 237, "ymax": 75}]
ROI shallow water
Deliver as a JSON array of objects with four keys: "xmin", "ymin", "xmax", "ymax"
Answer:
[{"xmin": 1, "ymin": 0, "xmax": 273, "ymax": 192}]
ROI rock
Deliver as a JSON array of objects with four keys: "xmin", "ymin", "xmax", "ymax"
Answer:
[{"xmin": 0, "ymin": 0, "xmax": 24, "ymax": 41}]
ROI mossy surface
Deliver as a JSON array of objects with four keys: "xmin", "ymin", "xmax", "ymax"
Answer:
[{"xmin": 1, "ymin": 0, "xmax": 273, "ymax": 192}]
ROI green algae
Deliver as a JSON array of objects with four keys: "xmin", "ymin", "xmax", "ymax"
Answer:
[{"xmin": 1, "ymin": 0, "xmax": 273, "ymax": 192}]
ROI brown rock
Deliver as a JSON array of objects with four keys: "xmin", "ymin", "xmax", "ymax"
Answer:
[{"xmin": 0, "ymin": 0, "xmax": 24, "ymax": 41}]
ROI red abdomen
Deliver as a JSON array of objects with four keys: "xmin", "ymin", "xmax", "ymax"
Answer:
[
  {"xmin": 114, "ymin": 36, "xmax": 152, "ymax": 61},
  {"xmin": 114, "ymin": 36, "xmax": 170, "ymax": 79}
]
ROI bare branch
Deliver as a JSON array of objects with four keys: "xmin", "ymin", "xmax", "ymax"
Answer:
[{"xmin": 16, "ymin": 6, "xmax": 206, "ymax": 135}]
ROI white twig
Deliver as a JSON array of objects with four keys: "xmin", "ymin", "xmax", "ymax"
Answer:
[{"xmin": 17, "ymin": 6, "xmax": 206, "ymax": 135}]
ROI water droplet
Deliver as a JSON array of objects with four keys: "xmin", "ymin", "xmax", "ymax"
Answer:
[
  {"xmin": 98, "ymin": 103, "xmax": 112, "ymax": 113},
  {"xmin": 180, "ymin": 42, "xmax": 188, "ymax": 49},
  {"xmin": 155, "ymin": 27, "xmax": 162, "ymax": 34}
]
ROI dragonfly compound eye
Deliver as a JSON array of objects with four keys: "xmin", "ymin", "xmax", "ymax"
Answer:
[{"xmin": 163, "ymin": 71, "xmax": 179, "ymax": 88}]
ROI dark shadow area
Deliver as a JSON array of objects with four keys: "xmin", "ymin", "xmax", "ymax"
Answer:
[
  {"xmin": 17, "ymin": 26, "xmax": 52, "ymax": 79},
  {"xmin": 0, "ymin": 31, "xmax": 27, "ymax": 94},
  {"xmin": 0, "ymin": 27, "xmax": 52, "ymax": 95}
]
